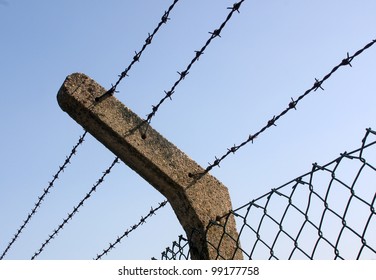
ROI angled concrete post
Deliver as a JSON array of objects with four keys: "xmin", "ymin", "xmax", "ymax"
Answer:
[{"xmin": 57, "ymin": 73, "xmax": 242, "ymax": 260}]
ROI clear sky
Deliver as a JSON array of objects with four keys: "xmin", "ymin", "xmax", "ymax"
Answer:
[{"xmin": 0, "ymin": 0, "xmax": 375, "ymax": 260}]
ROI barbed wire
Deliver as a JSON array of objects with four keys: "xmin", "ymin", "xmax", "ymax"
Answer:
[
  {"xmin": 30, "ymin": 157, "xmax": 119, "ymax": 260},
  {"xmin": 95, "ymin": 0, "xmax": 181, "ymax": 102},
  {"xmin": 0, "ymin": 131, "xmax": 87, "ymax": 260},
  {"xmin": 195, "ymin": 38, "xmax": 376, "ymax": 176},
  {"xmin": 141, "ymin": 0, "xmax": 245, "ymax": 137},
  {"xmin": 95, "ymin": 200, "xmax": 168, "ymax": 260},
  {"xmin": 7, "ymin": 2, "xmax": 373, "ymax": 261}
]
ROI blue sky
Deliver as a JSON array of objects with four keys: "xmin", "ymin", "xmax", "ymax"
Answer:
[{"xmin": 1, "ymin": 0, "xmax": 375, "ymax": 260}]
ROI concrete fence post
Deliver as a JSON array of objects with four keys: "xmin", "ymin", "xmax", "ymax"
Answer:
[{"xmin": 57, "ymin": 73, "xmax": 242, "ymax": 259}]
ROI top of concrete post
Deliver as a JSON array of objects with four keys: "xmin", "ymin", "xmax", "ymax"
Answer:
[{"xmin": 57, "ymin": 73, "xmax": 242, "ymax": 259}]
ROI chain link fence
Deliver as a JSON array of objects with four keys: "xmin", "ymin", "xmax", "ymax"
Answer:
[{"xmin": 158, "ymin": 128, "xmax": 376, "ymax": 260}]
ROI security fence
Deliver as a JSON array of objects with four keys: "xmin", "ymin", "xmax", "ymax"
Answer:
[
  {"xmin": 2, "ymin": 0, "xmax": 375, "ymax": 261},
  {"xmin": 159, "ymin": 128, "xmax": 376, "ymax": 260}
]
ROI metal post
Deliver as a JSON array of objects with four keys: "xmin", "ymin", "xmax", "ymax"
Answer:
[{"xmin": 57, "ymin": 73, "xmax": 242, "ymax": 259}]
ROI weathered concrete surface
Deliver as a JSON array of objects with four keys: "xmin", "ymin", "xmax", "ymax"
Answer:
[{"xmin": 57, "ymin": 73, "xmax": 242, "ymax": 259}]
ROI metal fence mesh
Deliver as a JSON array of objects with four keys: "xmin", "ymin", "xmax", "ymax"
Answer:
[{"xmin": 158, "ymin": 128, "xmax": 376, "ymax": 260}]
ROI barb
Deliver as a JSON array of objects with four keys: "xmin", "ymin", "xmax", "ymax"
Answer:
[
  {"xmin": 30, "ymin": 157, "xmax": 119, "ymax": 260},
  {"xmin": 0, "ymin": 131, "xmax": 87, "ymax": 260},
  {"xmin": 200, "ymin": 38, "xmax": 376, "ymax": 175},
  {"xmin": 142, "ymin": 0, "xmax": 245, "ymax": 137},
  {"xmin": 95, "ymin": 200, "xmax": 168, "ymax": 259},
  {"xmin": 95, "ymin": 0, "xmax": 181, "ymax": 102}
]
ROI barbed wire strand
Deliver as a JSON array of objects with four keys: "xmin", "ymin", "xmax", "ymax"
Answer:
[
  {"xmin": 95, "ymin": 200, "xmax": 168, "ymax": 260},
  {"xmin": 30, "ymin": 157, "xmax": 119, "ymax": 260},
  {"xmin": 95, "ymin": 0, "xmax": 181, "ymax": 102},
  {"xmin": 197, "ymin": 38, "xmax": 376, "ymax": 176},
  {"xmin": 141, "ymin": 1, "xmax": 245, "ymax": 138},
  {"xmin": 0, "ymin": 131, "xmax": 87, "ymax": 260}
]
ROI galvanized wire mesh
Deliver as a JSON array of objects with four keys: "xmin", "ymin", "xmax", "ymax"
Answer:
[{"xmin": 159, "ymin": 128, "xmax": 376, "ymax": 260}]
